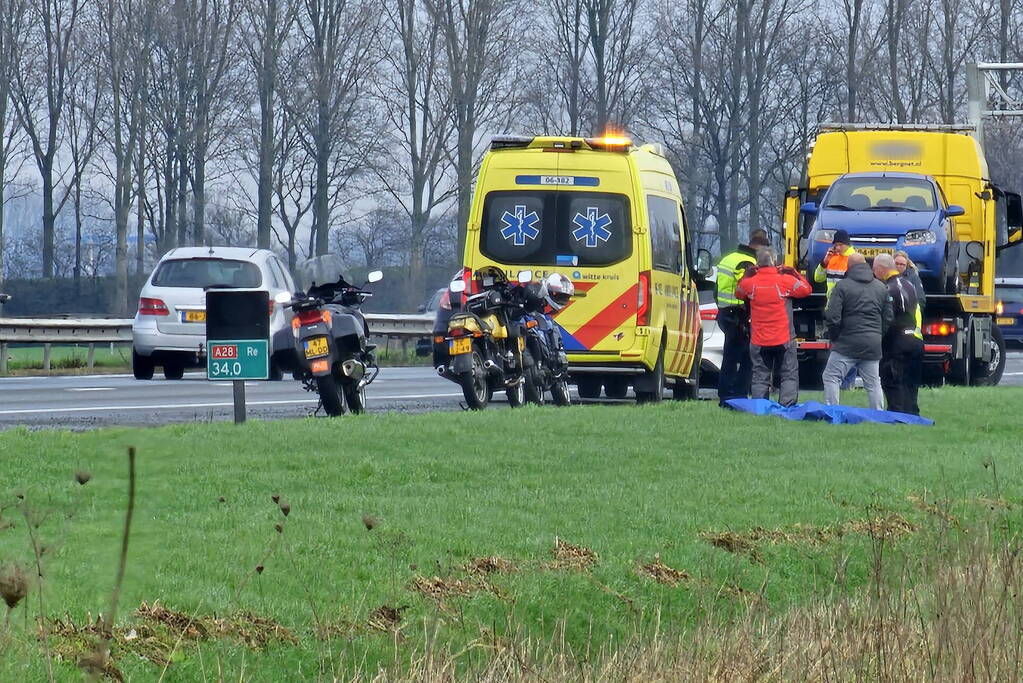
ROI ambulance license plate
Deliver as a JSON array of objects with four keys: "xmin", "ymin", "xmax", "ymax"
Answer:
[
  {"xmin": 449, "ymin": 338, "xmax": 472, "ymax": 355},
  {"xmin": 997, "ymin": 316, "xmax": 1015, "ymax": 326},
  {"xmin": 304, "ymin": 336, "xmax": 329, "ymax": 359},
  {"xmin": 182, "ymin": 310, "xmax": 206, "ymax": 323}
]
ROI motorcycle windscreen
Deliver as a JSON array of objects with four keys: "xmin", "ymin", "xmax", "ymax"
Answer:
[{"xmin": 479, "ymin": 189, "xmax": 638, "ymax": 353}]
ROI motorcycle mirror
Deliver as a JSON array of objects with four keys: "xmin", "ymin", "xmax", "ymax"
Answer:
[
  {"xmin": 273, "ymin": 291, "xmax": 293, "ymax": 305},
  {"xmin": 449, "ymin": 279, "xmax": 466, "ymax": 293},
  {"xmin": 517, "ymin": 270, "xmax": 533, "ymax": 283},
  {"xmin": 367, "ymin": 270, "xmax": 384, "ymax": 283}
]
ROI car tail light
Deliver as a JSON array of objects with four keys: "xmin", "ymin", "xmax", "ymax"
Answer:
[
  {"xmin": 923, "ymin": 321, "xmax": 956, "ymax": 336},
  {"xmin": 296, "ymin": 309, "xmax": 331, "ymax": 326},
  {"xmin": 268, "ymin": 301, "xmax": 275, "ymax": 315},
  {"xmin": 138, "ymin": 297, "xmax": 169, "ymax": 316},
  {"xmin": 700, "ymin": 306, "xmax": 718, "ymax": 321},
  {"xmin": 439, "ymin": 289, "xmax": 451, "ymax": 310},
  {"xmin": 636, "ymin": 271, "xmax": 651, "ymax": 326},
  {"xmin": 996, "ymin": 300, "xmax": 1003, "ymax": 315}
]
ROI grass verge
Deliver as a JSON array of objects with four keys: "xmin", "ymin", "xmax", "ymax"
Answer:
[
  {"xmin": 0, "ymin": 386, "xmax": 1020, "ymax": 679},
  {"xmin": 1, "ymin": 345, "xmax": 131, "ymax": 376}
]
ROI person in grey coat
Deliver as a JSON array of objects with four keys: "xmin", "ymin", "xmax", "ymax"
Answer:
[{"xmin": 822, "ymin": 253, "xmax": 893, "ymax": 410}]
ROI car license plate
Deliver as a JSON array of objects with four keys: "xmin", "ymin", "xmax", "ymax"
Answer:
[
  {"xmin": 997, "ymin": 316, "xmax": 1015, "ymax": 326},
  {"xmin": 449, "ymin": 337, "xmax": 472, "ymax": 355},
  {"xmin": 303, "ymin": 336, "xmax": 329, "ymax": 359},
  {"xmin": 182, "ymin": 310, "xmax": 206, "ymax": 323},
  {"xmin": 858, "ymin": 247, "xmax": 893, "ymax": 258}
]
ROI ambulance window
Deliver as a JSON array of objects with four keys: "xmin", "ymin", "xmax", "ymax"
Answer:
[
  {"xmin": 561, "ymin": 193, "xmax": 632, "ymax": 266},
  {"xmin": 480, "ymin": 190, "xmax": 632, "ymax": 266},
  {"xmin": 481, "ymin": 193, "xmax": 549, "ymax": 263},
  {"xmin": 647, "ymin": 195, "xmax": 682, "ymax": 273}
]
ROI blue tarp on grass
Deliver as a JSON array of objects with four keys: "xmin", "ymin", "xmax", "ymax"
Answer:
[{"xmin": 724, "ymin": 399, "xmax": 934, "ymax": 426}]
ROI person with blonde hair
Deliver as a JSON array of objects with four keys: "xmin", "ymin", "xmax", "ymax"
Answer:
[{"xmin": 893, "ymin": 250, "xmax": 926, "ymax": 305}]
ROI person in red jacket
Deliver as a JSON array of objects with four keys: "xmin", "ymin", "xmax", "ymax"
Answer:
[{"xmin": 735, "ymin": 247, "xmax": 812, "ymax": 406}]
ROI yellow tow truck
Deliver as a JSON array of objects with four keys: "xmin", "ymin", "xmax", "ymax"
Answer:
[{"xmin": 783, "ymin": 123, "xmax": 1023, "ymax": 386}]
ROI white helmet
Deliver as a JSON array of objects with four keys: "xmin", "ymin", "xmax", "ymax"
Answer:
[{"xmin": 542, "ymin": 273, "xmax": 574, "ymax": 310}]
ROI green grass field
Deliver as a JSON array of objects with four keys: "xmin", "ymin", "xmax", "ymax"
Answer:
[
  {"xmin": 0, "ymin": 388, "xmax": 1020, "ymax": 680},
  {"xmin": 1, "ymin": 345, "xmax": 131, "ymax": 374}
]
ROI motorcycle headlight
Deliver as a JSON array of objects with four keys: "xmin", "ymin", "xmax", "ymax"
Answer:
[
  {"xmin": 814, "ymin": 229, "xmax": 836, "ymax": 243},
  {"xmin": 904, "ymin": 230, "xmax": 936, "ymax": 246}
]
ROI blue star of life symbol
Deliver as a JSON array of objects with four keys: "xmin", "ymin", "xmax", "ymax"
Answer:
[
  {"xmin": 499, "ymin": 205, "xmax": 541, "ymax": 246},
  {"xmin": 572, "ymin": 207, "xmax": 613, "ymax": 248}
]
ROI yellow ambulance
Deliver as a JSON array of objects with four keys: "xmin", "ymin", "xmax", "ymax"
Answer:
[{"xmin": 461, "ymin": 135, "xmax": 709, "ymax": 401}]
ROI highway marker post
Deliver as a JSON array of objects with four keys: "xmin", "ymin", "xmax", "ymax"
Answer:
[{"xmin": 205, "ymin": 290, "xmax": 270, "ymax": 424}]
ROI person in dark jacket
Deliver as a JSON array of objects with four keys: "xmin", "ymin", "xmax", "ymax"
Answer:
[
  {"xmin": 714, "ymin": 228, "xmax": 771, "ymax": 406},
  {"xmin": 893, "ymin": 250, "xmax": 927, "ymax": 306},
  {"xmin": 735, "ymin": 247, "xmax": 812, "ymax": 406},
  {"xmin": 822, "ymin": 253, "xmax": 893, "ymax": 410},
  {"xmin": 874, "ymin": 253, "xmax": 924, "ymax": 414}
]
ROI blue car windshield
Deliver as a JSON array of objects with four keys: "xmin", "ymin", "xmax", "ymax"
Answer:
[{"xmin": 824, "ymin": 178, "xmax": 937, "ymax": 212}]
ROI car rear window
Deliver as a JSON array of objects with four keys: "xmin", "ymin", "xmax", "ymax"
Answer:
[
  {"xmin": 152, "ymin": 259, "xmax": 263, "ymax": 288},
  {"xmin": 997, "ymin": 286, "xmax": 1023, "ymax": 304},
  {"xmin": 480, "ymin": 190, "xmax": 632, "ymax": 267}
]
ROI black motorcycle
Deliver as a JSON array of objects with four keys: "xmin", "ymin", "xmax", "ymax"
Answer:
[
  {"xmin": 277, "ymin": 271, "xmax": 382, "ymax": 416},
  {"xmin": 436, "ymin": 267, "xmax": 529, "ymax": 410},
  {"xmin": 515, "ymin": 272, "xmax": 581, "ymax": 406}
]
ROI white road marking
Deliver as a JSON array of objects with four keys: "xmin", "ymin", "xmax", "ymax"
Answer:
[
  {"xmin": 1003, "ymin": 372, "xmax": 1023, "ymax": 376},
  {"xmin": 66, "ymin": 387, "xmax": 116, "ymax": 392},
  {"xmin": 0, "ymin": 392, "xmax": 463, "ymax": 416}
]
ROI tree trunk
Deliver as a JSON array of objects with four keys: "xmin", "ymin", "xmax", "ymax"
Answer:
[
  {"xmin": 256, "ymin": 0, "xmax": 277, "ymax": 250},
  {"xmin": 42, "ymin": 159, "xmax": 55, "ymax": 278},
  {"xmin": 136, "ymin": 119, "xmax": 147, "ymax": 277},
  {"xmin": 314, "ymin": 99, "xmax": 329, "ymax": 256},
  {"xmin": 74, "ymin": 175, "xmax": 83, "ymax": 285}
]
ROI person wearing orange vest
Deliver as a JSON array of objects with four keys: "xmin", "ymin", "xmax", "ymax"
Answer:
[{"xmin": 813, "ymin": 229, "xmax": 857, "ymax": 295}]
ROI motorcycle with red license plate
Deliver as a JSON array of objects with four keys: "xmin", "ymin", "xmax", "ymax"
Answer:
[{"xmin": 275, "ymin": 270, "xmax": 382, "ymax": 416}]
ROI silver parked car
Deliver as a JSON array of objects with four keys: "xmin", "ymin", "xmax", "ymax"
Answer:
[
  {"xmin": 132, "ymin": 247, "xmax": 297, "ymax": 380},
  {"xmin": 698, "ymin": 270, "xmax": 723, "ymax": 387}
]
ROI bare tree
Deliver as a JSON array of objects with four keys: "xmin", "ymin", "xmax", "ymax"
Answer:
[
  {"xmin": 290, "ymin": 0, "xmax": 379, "ymax": 258},
  {"xmin": 584, "ymin": 0, "xmax": 649, "ymax": 133},
  {"xmin": 64, "ymin": 41, "xmax": 103, "ymax": 286},
  {"xmin": 428, "ymin": 0, "xmax": 518, "ymax": 259},
  {"xmin": 97, "ymin": 0, "xmax": 157, "ymax": 313},
  {"xmin": 188, "ymin": 0, "xmax": 242, "ymax": 246},
  {"xmin": 243, "ymin": 0, "xmax": 295, "ymax": 249},
  {"xmin": 0, "ymin": 0, "xmax": 30, "ymax": 289},
  {"xmin": 270, "ymin": 108, "xmax": 314, "ymax": 273},
  {"xmin": 376, "ymin": 0, "xmax": 455, "ymax": 301},
  {"xmin": 10, "ymin": 0, "xmax": 87, "ymax": 278}
]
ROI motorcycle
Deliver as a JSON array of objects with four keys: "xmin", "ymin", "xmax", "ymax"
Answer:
[
  {"xmin": 276, "ymin": 270, "xmax": 383, "ymax": 416},
  {"xmin": 437, "ymin": 266, "xmax": 530, "ymax": 410},
  {"xmin": 515, "ymin": 271, "xmax": 582, "ymax": 406}
]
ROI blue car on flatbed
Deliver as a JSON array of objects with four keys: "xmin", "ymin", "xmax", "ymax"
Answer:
[
  {"xmin": 803, "ymin": 171, "xmax": 964, "ymax": 293},
  {"xmin": 996, "ymin": 277, "xmax": 1023, "ymax": 344}
]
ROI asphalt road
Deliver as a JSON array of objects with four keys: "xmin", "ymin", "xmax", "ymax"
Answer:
[{"xmin": 2, "ymin": 351, "xmax": 1022, "ymax": 430}]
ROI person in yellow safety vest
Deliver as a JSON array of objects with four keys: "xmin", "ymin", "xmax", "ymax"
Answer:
[
  {"xmin": 873, "ymin": 253, "xmax": 924, "ymax": 415},
  {"xmin": 814, "ymin": 229, "xmax": 858, "ymax": 296},
  {"xmin": 715, "ymin": 228, "xmax": 772, "ymax": 406}
]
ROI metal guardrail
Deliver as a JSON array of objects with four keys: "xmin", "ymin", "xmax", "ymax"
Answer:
[{"xmin": 0, "ymin": 314, "xmax": 435, "ymax": 372}]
